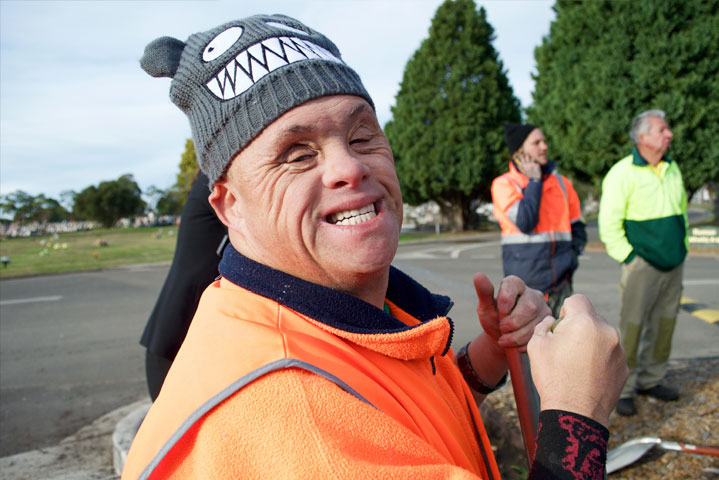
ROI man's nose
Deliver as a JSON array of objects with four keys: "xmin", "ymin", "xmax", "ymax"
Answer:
[{"xmin": 322, "ymin": 146, "xmax": 370, "ymax": 189}]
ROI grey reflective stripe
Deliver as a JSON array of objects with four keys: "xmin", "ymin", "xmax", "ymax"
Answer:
[
  {"xmin": 553, "ymin": 172, "xmax": 567, "ymax": 201},
  {"xmin": 138, "ymin": 358, "xmax": 374, "ymax": 480},
  {"xmin": 501, "ymin": 231, "xmax": 573, "ymax": 245},
  {"xmin": 503, "ymin": 175, "xmax": 523, "ymax": 224},
  {"xmin": 552, "ymin": 173, "xmax": 585, "ymax": 222},
  {"xmin": 506, "ymin": 201, "xmax": 520, "ymax": 223}
]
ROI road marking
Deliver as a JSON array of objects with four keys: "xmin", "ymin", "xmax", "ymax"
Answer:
[
  {"xmin": 449, "ymin": 243, "xmax": 492, "ymax": 259},
  {"xmin": 396, "ymin": 241, "xmax": 502, "ymax": 260},
  {"xmin": 394, "ymin": 251, "xmax": 440, "ymax": 260},
  {"xmin": 0, "ymin": 295, "xmax": 63, "ymax": 306},
  {"xmin": 683, "ymin": 279, "xmax": 719, "ymax": 286},
  {"xmin": 680, "ymin": 296, "xmax": 719, "ymax": 325}
]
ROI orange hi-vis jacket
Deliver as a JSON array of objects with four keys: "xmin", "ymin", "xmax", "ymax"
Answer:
[
  {"xmin": 122, "ymin": 246, "xmax": 501, "ymax": 480},
  {"xmin": 491, "ymin": 160, "xmax": 585, "ymax": 294}
]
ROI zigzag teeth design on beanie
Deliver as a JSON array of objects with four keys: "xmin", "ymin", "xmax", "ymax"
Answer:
[
  {"xmin": 140, "ymin": 14, "xmax": 374, "ymax": 188},
  {"xmin": 207, "ymin": 36, "xmax": 343, "ymax": 100}
]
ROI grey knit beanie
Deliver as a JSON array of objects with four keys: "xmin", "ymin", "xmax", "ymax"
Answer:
[{"xmin": 140, "ymin": 14, "xmax": 374, "ymax": 187}]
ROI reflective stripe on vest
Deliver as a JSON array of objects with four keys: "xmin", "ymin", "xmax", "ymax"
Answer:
[
  {"xmin": 501, "ymin": 230, "xmax": 573, "ymax": 245},
  {"xmin": 137, "ymin": 357, "xmax": 497, "ymax": 480},
  {"xmin": 138, "ymin": 359, "xmax": 374, "ymax": 480}
]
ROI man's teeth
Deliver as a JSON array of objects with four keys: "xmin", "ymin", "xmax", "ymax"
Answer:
[
  {"xmin": 328, "ymin": 205, "xmax": 377, "ymax": 226},
  {"xmin": 206, "ymin": 36, "xmax": 342, "ymax": 100}
]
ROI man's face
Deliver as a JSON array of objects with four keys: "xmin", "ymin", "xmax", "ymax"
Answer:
[
  {"xmin": 520, "ymin": 128, "xmax": 548, "ymax": 165},
  {"xmin": 639, "ymin": 116, "xmax": 673, "ymax": 161},
  {"xmin": 211, "ymin": 95, "xmax": 403, "ymax": 302}
]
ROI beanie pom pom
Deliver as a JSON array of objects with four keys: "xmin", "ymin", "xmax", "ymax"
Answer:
[{"xmin": 140, "ymin": 36, "xmax": 186, "ymax": 78}]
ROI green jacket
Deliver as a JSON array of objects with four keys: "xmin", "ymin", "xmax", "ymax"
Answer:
[{"xmin": 599, "ymin": 147, "xmax": 688, "ymax": 271}]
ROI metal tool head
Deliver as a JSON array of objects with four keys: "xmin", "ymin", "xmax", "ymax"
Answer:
[{"xmin": 607, "ymin": 436, "xmax": 661, "ymax": 474}]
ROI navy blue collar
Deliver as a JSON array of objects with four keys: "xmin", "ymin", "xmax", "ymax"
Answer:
[
  {"xmin": 541, "ymin": 161, "xmax": 556, "ymax": 176},
  {"xmin": 218, "ymin": 244, "xmax": 453, "ymax": 335}
]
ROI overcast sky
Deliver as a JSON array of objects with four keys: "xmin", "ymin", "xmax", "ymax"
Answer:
[{"xmin": 0, "ymin": 0, "xmax": 555, "ymax": 202}]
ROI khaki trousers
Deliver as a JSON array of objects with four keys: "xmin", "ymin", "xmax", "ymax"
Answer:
[{"xmin": 619, "ymin": 255, "xmax": 683, "ymax": 398}]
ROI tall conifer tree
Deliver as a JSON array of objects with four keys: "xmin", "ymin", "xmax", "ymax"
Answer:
[{"xmin": 386, "ymin": 0, "xmax": 520, "ymax": 231}]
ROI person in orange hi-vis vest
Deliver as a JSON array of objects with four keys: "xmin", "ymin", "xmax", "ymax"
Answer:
[
  {"xmin": 123, "ymin": 14, "xmax": 627, "ymax": 480},
  {"xmin": 492, "ymin": 123, "xmax": 587, "ymax": 318}
]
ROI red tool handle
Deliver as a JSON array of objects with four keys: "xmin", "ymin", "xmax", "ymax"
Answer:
[
  {"xmin": 506, "ymin": 347, "xmax": 540, "ymax": 466},
  {"xmin": 678, "ymin": 443, "xmax": 719, "ymax": 456}
]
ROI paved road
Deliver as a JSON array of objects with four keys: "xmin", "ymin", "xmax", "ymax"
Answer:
[
  {"xmin": 0, "ymin": 264, "xmax": 167, "ymax": 456},
  {"xmin": 1, "ymin": 237, "xmax": 717, "ymax": 457}
]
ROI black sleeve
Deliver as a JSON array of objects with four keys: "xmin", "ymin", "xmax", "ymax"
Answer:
[
  {"xmin": 528, "ymin": 410, "xmax": 609, "ymax": 480},
  {"xmin": 515, "ymin": 179, "xmax": 543, "ymax": 233}
]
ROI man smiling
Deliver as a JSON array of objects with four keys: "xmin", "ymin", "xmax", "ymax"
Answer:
[
  {"xmin": 123, "ymin": 14, "xmax": 627, "ymax": 479},
  {"xmin": 209, "ymin": 98, "xmax": 402, "ymax": 304}
]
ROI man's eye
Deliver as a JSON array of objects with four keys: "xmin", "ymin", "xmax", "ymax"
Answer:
[
  {"xmin": 350, "ymin": 137, "xmax": 370, "ymax": 145},
  {"xmin": 287, "ymin": 152, "xmax": 313, "ymax": 163}
]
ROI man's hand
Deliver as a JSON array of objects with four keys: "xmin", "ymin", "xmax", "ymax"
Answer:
[
  {"xmin": 528, "ymin": 295, "xmax": 628, "ymax": 427},
  {"xmin": 474, "ymin": 273, "xmax": 550, "ymax": 352},
  {"xmin": 515, "ymin": 152, "xmax": 541, "ymax": 180}
]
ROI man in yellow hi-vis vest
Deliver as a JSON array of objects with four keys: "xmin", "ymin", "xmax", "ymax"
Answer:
[{"xmin": 599, "ymin": 109, "xmax": 687, "ymax": 417}]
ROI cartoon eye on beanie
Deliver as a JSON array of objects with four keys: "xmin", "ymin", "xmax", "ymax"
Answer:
[
  {"xmin": 140, "ymin": 14, "xmax": 372, "ymax": 188},
  {"xmin": 202, "ymin": 26, "xmax": 243, "ymax": 62},
  {"xmin": 202, "ymin": 20, "xmax": 343, "ymax": 101}
]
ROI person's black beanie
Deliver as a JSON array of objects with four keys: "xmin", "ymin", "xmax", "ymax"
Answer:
[{"xmin": 504, "ymin": 122, "xmax": 537, "ymax": 155}]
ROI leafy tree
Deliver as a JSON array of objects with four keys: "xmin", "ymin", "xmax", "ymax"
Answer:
[
  {"xmin": 33, "ymin": 195, "xmax": 68, "ymax": 223},
  {"xmin": 155, "ymin": 189, "xmax": 184, "ymax": 216},
  {"xmin": 0, "ymin": 190, "xmax": 69, "ymax": 223},
  {"xmin": 175, "ymin": 139, "xmax": 199, "ymax": 205},
  {"xmin": 385, "ymin": 0, "xmax": 521, "ymax": 231},
  {"xmin": 73, "ymin": 174, "xmax": 146, "ymax": 227},
  {"xmin": 73, "ymin": 186, "xmax": 100, "ymax": 222},
  {"xmin": 1, "ymin": 190, "xmax": 36, "ymax": 222},
  {"xmin": 150, "ymin": 139, "xmax": 200, "ymax": 216},
  {"xmin": 528, "ymin": 0, "xmax": 719, "ymax": 199}
]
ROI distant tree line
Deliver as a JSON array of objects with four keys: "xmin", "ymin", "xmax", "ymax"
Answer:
[{"xmin": 1, "ymin": 140, "xmax": 200, "ymax": 229}]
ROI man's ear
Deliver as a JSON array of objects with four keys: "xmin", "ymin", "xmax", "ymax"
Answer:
[{"xmin": 209, "ymin": 181, "xmax": 244, "ymax": 232}]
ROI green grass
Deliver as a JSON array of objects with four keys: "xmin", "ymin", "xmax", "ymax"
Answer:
[{"xmin": 0, "ymin": 226, "xmax": 178, "ymax": 279}]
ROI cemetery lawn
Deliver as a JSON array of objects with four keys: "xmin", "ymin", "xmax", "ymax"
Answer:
[{"xmin": 0, "ymin": 226, "xmax": 179, "ymax": 279}]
